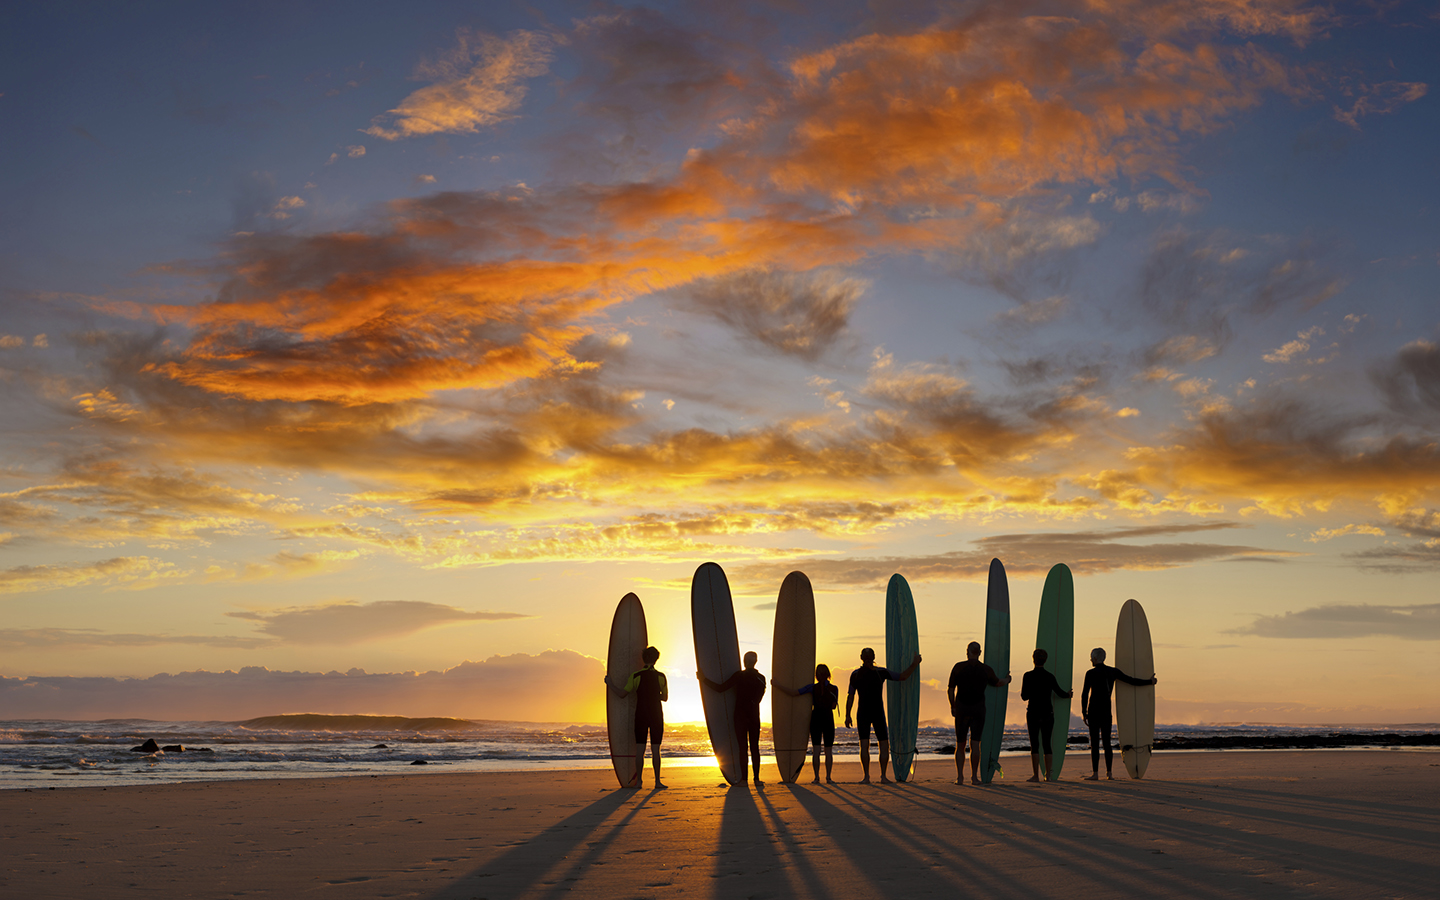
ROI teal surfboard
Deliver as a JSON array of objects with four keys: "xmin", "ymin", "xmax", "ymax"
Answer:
[
  {"xmin": 1035, "ymin": 563, "xmax": 1074, "ymax": 781},
  {"xmin": 980, "ymin": 558, "xmax": 1010, "ymax": 784},
  {"xmin": 885, "ymin": 573, "xmax": 920, "ymax": 782}
]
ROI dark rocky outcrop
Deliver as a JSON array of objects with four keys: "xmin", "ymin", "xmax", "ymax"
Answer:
[
  {"xmin": 131, "ymin": 739, "xmax": 160, "ymax": 753},
  {"xmin": 410, "ymin": 759, "xmax": 429, "ymax": 765}
]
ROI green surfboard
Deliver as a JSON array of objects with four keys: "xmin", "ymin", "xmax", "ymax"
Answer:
[
  {"xmin": 885, "ymin": 573, "xmax": 920, "ymax": 782},
  {"xmin": 1035, "ymin": 563, "xmax": 1074, "ymax": 781},
  {"xmin": 980, "ymin": 558, "xmax": 1010, "ymax": 784}
]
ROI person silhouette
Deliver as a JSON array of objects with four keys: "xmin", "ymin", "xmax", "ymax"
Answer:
[
  {"xmin": 1081, "ymin": 647, "xmax": 1158, "ymax": 780},
  {"xmin": 604, "ymin": 645, "xmax": 669, "ymax": 788},
  {"xmin": 844, "ymin": 647, "xmax": 922, "ymax": 784},
  {"xmin": 1021, "ymin": 648, "xmax": 1072, "ymax": 783},
  {"xmin": 773, "ymin": 663, "xmax": 840, "ymax": 784},
  {"xmin": 947, "ymin": 641, "xmax": 1012, "ymax": 785},
  {"xmin": 700, "ymin": 651, "xmax": 767, "ymax": 785}
]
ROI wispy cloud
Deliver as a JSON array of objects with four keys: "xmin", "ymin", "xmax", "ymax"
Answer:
[
  {"xmin": 1229, "ymin": 603, "xmax": 1440, "ymax": 640},
  {"xmin": 730, "ymin": 522, "xmax": 1294, "ymax": 589},
  {"xmin": 227, "ymin": 599, "xmax": 532, "ymax": 644},
  {"xmin": 365, "ymin": 29, "xmax": 554, "ymax": 140},
  {"xmin": 0, "ymin": 557, "xmax": 187, "ymax": 594}
]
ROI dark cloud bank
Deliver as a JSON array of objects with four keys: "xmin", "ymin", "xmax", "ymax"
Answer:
[{"xmin": 0, "ymin": 650, "xmax": 603, "ymax": 721}]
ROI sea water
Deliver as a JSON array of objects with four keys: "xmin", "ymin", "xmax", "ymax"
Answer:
[{"xmin": 1, "ymin": 718, "xmax": 1434, "ymax": 789}]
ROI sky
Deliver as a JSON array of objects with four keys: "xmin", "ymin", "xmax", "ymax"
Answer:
[{"xmin": 1, "ymin": 0, "xmax": 1437, "ymax": 727}]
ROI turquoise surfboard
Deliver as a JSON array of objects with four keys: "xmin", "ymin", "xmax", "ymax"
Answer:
[
  {"xmin": 885, "ymin": 573, "xmax": 920, "ymax": 782},
  {"xmin": 980, "ymin": 558, "xmax": 1010, "ymax": 784},
  {"xmin": 1035, "ymin": 563, "xmax": 1074, "ymax": 781},
  {"xmin": 692, "ymin": 562, "xmax": 743, "ymax": 784}
]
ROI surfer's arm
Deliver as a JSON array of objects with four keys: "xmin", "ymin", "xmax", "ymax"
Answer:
[
  {"xmin": 658, "ymin": 673, "xmax": 669, "ymax": 702},
  {"xmin": 896, "ymin": 654, "xmax": 922, "ymax": 680},
  {"xmin": 1115, "ymin": 669, "xmax": 1154, "ymax": 687},
  {"xmin": 773, "ymin": 679, "xmax": 801, "ymax": 697}
]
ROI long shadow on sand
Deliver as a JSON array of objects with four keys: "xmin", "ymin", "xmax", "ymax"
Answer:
[{"xmin": 426, "ymin": 786, "xmax": 648, "ymax": 900}]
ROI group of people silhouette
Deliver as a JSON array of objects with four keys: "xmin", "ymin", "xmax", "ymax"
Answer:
[{"xmin": 604, "ymin": 643, "xmax": 1154, "ymax": 789}]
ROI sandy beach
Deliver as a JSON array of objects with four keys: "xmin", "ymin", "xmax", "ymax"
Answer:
[{"xmin": 2, "ymin": 750, "xmax": 1435, "ymax": 899}]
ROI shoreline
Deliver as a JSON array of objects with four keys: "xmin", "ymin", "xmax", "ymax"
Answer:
[
  {"xmin": 8, "ymin": 742, "xmax": 1439, "ymax": 792},
  {"xmin": 2, "ymin": 750, "xmax": 1436, "ymax": 898}
]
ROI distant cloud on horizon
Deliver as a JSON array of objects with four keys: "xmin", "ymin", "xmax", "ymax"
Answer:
[{"xmin": 0, "ymin": 651, "xmax": 603, "ymax": 721}]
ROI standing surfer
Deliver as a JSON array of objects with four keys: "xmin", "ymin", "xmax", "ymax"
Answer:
[
  {"xmin": 844, "ymin": 647, "xmax": 922, "ymax": 784},
  {"xmin": 773, "ymin": 663, "xmax": 840, "ymax": 784},
  {"xmin": 605, "ymin": 646, "xmax": 669, "ymax": 789},
  {"xmin": 1081, "ymin": 647, "xmax": 1158, "ymax": 781},
  {"xmin": 1021, "ymin": 648, "xmax": 1073, "ymax": 783},
  {"xmin": 700, "ymin": 651, "xmax": 768, "ymax": 786},
  {"xmin": 947, "ymin": 641, "xmax": 1012, "ymax": 785}
]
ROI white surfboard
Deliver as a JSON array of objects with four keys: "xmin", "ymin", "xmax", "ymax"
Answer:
[{"xmin": 1115, "ymin": 598, "xmax": 1156, "ymax": 779}]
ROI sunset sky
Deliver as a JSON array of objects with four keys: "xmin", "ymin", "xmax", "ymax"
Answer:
[{"xmin": 1, "ymin": 0, "xmax": 1437, "ymax": 727}]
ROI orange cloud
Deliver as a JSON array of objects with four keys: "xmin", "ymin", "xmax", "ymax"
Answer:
[{"xmin": 365, "ymin": 29, "xmax": 555, "ymax": 140}]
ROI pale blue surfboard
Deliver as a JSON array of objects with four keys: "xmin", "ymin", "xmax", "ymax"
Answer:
[{"xmin": 885, "ymin": 573, "xmax": 920, "ymax": 782}]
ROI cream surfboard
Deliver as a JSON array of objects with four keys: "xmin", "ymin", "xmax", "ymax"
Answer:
[
  {"xmin": 886, "ymin": 574, "xmax": 920, "ymax": 782},
  {"xmin": 692, "ymin": 561, "xmax": 743, "ymax": 784},
  {"xmin": 771, "ymin": 571, "xmax": 816, "ymax": 784},
  {"xmin": 606, "ymin": 592, "xmax": 647, "ymax": 788},
  {"xmin": 980, "ymin": 558, "xmax": 1010, "ymax": 784},
  {"xmin": 1035, "ymin": 564, "xmax": 1074, "ymax": 780},
  {"xmin": 1115, "ymin": 598, "xmax": 1156, "ymax": 779}
]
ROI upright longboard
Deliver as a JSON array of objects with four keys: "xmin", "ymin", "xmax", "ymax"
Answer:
[
  {"xmin": 606, "ymin": 593, "xmax": 648, "ymax": 787},
  {"xmin": 1035, "ymin": 564, "xmax": 1074, "ymax": 781},
  {"xmin": 771, "ymin": 571, "xmax": 816, "ymax": 784},
  {"xmin": 885, "ymin": 573, "xmax": 920, "ymax": 782},
  {"xmin": 692, "ymin": 562, "xmax": 743, "ymax": 784},
  {"xmin": 1115, "ymin": 598, "xmax": 1156, "ymax": 779},
  {"xmin": 980, "ymin": 558, "xmax": 1010, "ymax": 784}
]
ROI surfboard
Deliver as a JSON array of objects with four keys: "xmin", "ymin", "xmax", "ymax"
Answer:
[
  {"xmin": 692, "ymin": 561, "xmax": 743, "ymax": 785},
  {"xmin": 1035, "ymin": 563, "xmax": 1074, "ymax": 781},
  {"xmin": 771, "ymin": 571, "xmax": 816, "ymax": 784},
  {"xmin": 1115, "ymin": 598, "xmax": 1156, "ymax": 779},
  {"xmin": 606, "ymin": 592, "xmax": 647, "ymax": 788},
  {"xmin": 885, "ymin": 573, "xmax": 920, "ymax": 782},
  {"xmin": 980, "ymin": 558, "xmax": 1010, "ymax": 784}
]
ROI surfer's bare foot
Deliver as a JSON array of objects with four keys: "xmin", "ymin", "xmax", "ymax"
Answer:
[
  {"xmin": 971, "ymin": 777, "xmax": 981, "ymax": 785},
  {"xmin": 880, "ymin": 776, "xmax": 893, "ymax": 784},
  {"xmin": 953, "ymin": 778, "xmax": 964, "ymax": 785},
  {"xmin": 861, "ymin": 776, "xmax": 871, "ymax": 784},
  {"xmin": 826, "ymin": 778, "xmax": 837, "ymax": 784},
  {"xmin": 654, "ymin": 781, "xmax": 668, "ymax": 789},
  {"xmin": 1106, "ymin": 772, "xmax": 1114, "ymax": 780},
  {"xmin": 1085, "ymin": 773, "xmax": 1099, "ymax": 781},
  {"xmin": 1026, "ymin": 775, "xmax": 1040, "ymax": 783}
]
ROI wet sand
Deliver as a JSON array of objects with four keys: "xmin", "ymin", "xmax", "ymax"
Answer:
[{"xmin": 2, "ymin": 750, "xmax": 1436, "ymax": 899}]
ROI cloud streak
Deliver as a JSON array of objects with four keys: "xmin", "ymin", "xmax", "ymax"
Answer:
[
  {"xmin": 227, "ymin": 600, "xmax": 532, "ymax": 644},
  {"xmin": 1229, "ymin": 603, "xmax": 1440, "ymax": 640}
]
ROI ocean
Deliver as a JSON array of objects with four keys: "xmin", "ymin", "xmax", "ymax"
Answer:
[{"xmin": 3, "ymin": 716, "xmax": 1435, "ymax": 790}]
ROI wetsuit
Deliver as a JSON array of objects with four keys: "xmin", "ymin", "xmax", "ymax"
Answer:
[
  {"xmin": 799, "ymin": 680, "xmax": 839, "ymax": 748},
  {"xmin": 847, "ymin": 666, "xmax": 894, "ymax": 741},
  {"xmin": 1081, "ymin": 663, "xmax": 1153, "ymax": 773},
  {"xmin": 1021, "ymin": 667, "xmax": 1065, "ymax": 758},
  {"xmin": 624, "ymin": 666, "xmax": 667, "ymax": 747},
  {"xmin": 715, "ymin": 668, "xmax": 766, "ymax": 777},
  {"xmin": 948, "ymin": 659, "xmax": 1001, "ymax": 742}
]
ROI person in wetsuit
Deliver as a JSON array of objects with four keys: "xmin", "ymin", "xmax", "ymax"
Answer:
[
  {"xmin": 773, "ymin": 663, "xmax": 840, "ymax": 784},
  {"xmin": 1020, "ymin": 648, "xmax": 1072, "ymax": 783},
  {"xmin": 1081, "ymin": 647, "xmax": 1158, "ymax": 780},
  {"xmin": 701, "ymin": 651, "xmax": 767, "ymax": 785},
  {"xmin": 844, "ymin": 647, "xmax": 922, "ymax": 784},
  {"xmin": 947, "ymin": 641, "xmax": 1012, "ymax": 785},
  {"xmin": 604, "ymin": 645, "xmax": 669, "ymax": 788}
]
